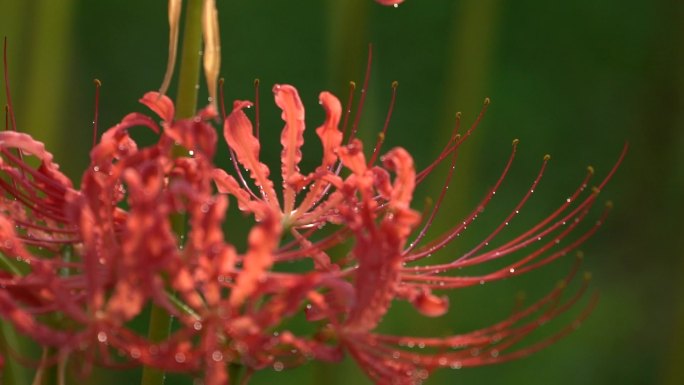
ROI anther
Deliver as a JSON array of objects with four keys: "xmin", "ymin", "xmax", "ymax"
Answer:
[
  {"xmin": 543, "ymin": 154, "xmax": 551, "ymax": 161},
  {"xmin": 483, "ymin": 97, "xmax": 491, "ymax": 105}
]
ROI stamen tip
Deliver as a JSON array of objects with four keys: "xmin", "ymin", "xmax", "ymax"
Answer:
[
  {"xmin": 483, "ymin": 97, "xmax": 491, "ymax": 105},
  {"xmin": 455, "ymin": 111, "xmax": 462, "ymax": 119},
  {"xmin": 512, "ymin": 138, "xmax": 519, "ymax": 146},
  {"xmin": 543, "ymin": 154, "xmax": 551, "ymax": 161},
  {"xmin": 253, "ymin": 78, "xmax": 260, "ymax": 86},
  {"xmin": 587, "ymin": 165, "xmax": 595, "ymax": 174},
  {"xmin": 605, "ymin": 200, "xmax": 614, "ymax": 209},
  {"xmin": 349, "ymin": 81, "xmax": 356, "ymax": 90},
  {"xmin": 591, "ymin": 186, "xmax": 601, "ymax": 195},
  {"xmin": 219, "ymin": 78, "xmax": 225, "ymax": 86},
  {"xmin": 391, "ymin": 80, "xmax": 399, "ymax": 88},
  {"xmin": 583, "ymin": 271, "xmax": 593, "ymax": 281},
  {"xmin": 93, "ymin": 78, "xmax": 102, "ymax": 87}
]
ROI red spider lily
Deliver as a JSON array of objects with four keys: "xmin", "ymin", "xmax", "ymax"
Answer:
[
  {"xmin": 0, "ymin": 49, "xmax": 626, "ymax": 385},
  {"xmin": 210, "ymin": 80, "xmax": 626, "ymax": 384}
]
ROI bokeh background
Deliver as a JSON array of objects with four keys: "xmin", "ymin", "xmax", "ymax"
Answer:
[{"xmin": 0, "ymin": 0, "xmax": 682, "ymax": 384}]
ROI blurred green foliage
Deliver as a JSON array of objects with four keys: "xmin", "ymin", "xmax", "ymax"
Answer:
[{"xmin": 0, "ymin": 0, "xmax": 682, "ymax": 384}]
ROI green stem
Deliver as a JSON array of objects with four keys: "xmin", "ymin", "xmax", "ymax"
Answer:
[
  {"xmin": 140, "ymin": 1, "xmax": 203, "ymax": 385},
  {"xmin": 175, "ymin": 0, "xmax": 204, "ymax": 120},
  {"xmin": 0, "ymin": 323, "xmax": 29, "ymax": 385}
]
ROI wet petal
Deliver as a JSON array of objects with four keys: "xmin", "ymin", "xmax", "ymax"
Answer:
[
  {"xmin": 229, "ymin": 214, "xmax": 281, "ymax": 307},
  {"xmin": 140, "ymin": 91, "xmax": 175, "ymax": 122},
  {"xmin": 224, "ymin": 100, "xmax": 280, "ymax": 209},
  {"xmin": 315, "ymin": 91, "xmax": 343, "ymax": 169},
  {"xmin": 274, "ymin": 84, "xmax": 306, "ymax": 214}
]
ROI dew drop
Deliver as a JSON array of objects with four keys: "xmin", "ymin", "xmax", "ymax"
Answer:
[
  {"xmin": 175, "ymin": 352, "xmax": 186, "ymax": 363},
  {"xmin": 509, "ymin": 268, "xmax": 515, "ymax": 273},
  {"xmin": 97, "ymin": 331, "xmax": 107, "ymax": 343},
  {"xmin": 273, "ymin": 361, "xmax": 284, "ymax": 371},
  {"xmin": 193, "ymin": 321, "xmax": 203, "ymax": 331},
  {"xmin": 130, "ymin": 348, "xmax": 141, "ymax": 359},
  {"xmin": 450, "ymin": 361, "xmax": 462, "ymax": 369},
  {"xmin": 211, "ymin": 350, "xmax": 223, "ymax": 362}
]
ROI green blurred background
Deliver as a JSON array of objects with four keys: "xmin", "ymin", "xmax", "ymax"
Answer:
[{"xmin": 0, "ymin": 0, "xmax": 682, "ymax": 384}]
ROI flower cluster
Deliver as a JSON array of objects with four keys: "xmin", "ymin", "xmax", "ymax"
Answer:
[
  {"xmin": 0, "ymin": 0, "xmax": 626, "ymax": 384},
  {"xmin": 0, "ymin": 76, "xmax": 625, "ymax": 384}
]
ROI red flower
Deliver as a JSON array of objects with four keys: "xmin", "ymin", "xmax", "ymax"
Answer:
[
  {"xmin": 376, "ymin": 0, "xmax": 405, "ymax": 6},
  {"xmin": 212, "ymin": 84, "xmax": 627, "ymax": 384},
  {"xmin": 0, "ymin": 80, "xmax": 625, "ymax": 385}
]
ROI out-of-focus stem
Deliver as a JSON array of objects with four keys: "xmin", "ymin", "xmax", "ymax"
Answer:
[{"xmin": 140, "ymin": 2, "xmax": 204, "ymax": 385}]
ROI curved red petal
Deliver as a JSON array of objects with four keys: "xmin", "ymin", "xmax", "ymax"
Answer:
[
  {"xmin": 224, "ymin": 100, "xmax": 280, "ymax": 210},
  {"xmin": 274, "ymin": 84, "xmax": 306, "ymax": 214},
  {"xmin": 140, "ymin": 91, "xmax": 175, "ymax": 122},
  {"xmin": 315, "ymin": 91, "xmax": 343, "ymax": 169}
]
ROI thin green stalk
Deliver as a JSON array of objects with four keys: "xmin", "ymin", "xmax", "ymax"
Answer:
[
  {"xmin": 140, "ymin": 1, "xmax": 204, "ymax": 385},
  {"xmin": 174, "ymin": 0, "xmax": 204, "ymax": 120}
]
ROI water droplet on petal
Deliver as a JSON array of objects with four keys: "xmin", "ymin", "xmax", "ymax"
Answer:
[{"xmin": 211, "ymin": 350, "xmax": 223, "ymax": 362}]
